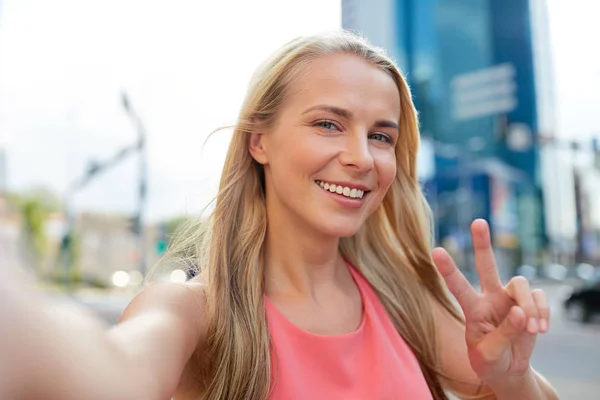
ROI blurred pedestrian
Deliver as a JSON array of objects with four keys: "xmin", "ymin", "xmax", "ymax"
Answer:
[{"xmin": 0, "ymin": 31, "xmax": 558, "ymax": 400}]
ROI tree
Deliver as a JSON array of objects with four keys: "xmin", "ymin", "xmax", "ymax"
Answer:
[{"xmin": 8, "ymin": 187, "xmax": 61, "ymax": 276}]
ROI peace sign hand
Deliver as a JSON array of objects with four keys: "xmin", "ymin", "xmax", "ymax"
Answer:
[{"xmin": 432, "ymin": 219, "xmax": 550, "ymax": 384}]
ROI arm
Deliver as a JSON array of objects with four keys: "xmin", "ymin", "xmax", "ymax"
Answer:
[
  {"xmin": 0, "ymin": 269, "xmax": 205, "ymax": 400},
  {"xmin": 432, "ymin": 299, "xmax": 559, "ymax": 400}
]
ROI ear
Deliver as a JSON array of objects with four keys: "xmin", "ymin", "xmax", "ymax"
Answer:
[{"xmin": 248, "ymin": 132, "xmax": 269, "ymax": 165}]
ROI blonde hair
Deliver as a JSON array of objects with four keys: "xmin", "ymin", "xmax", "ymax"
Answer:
[{"xmin": 165, "ymin": 31, "xmax": 463, "ymax": 400}]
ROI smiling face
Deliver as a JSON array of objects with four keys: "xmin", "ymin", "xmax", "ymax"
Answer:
[{"xmin": 249, "ymin": 53, "xmax": 401, "ymax": 239}]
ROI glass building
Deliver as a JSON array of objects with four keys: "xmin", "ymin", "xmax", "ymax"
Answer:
[{"xmin": 343, "ymin": 0, "xmax": 551, "ymax": 276}]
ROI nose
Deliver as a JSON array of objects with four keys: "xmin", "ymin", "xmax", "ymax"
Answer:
[{"xmin": 338, "ymin": 133, "xmax": 374, "ymax": 172}]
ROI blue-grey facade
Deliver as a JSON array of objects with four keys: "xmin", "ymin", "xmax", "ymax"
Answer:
[{"xmin": 343, "ymin": 0, "xmax": 547, "ymax": 272}]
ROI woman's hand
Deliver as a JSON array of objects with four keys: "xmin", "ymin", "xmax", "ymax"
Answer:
[{"xmin": 432, "ymin": 219, "xmax": 550, "ymax": 385}]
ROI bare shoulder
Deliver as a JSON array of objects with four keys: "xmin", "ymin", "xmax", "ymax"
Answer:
[
  {"xmin": 119, "ymin": 276, "xmax": 207, "ymax": 338},
  {"xmin": 99, "ymin": 278, "xmax": 209, "ymax": 399}
]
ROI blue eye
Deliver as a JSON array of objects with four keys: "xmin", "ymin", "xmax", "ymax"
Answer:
[
  {"xmin": 369, "ymin": 133, "xmax": 393, "ymax": 144},
  {"xmin": 315, "ymin": 120, "xmax": 339, "ymax": 131}
]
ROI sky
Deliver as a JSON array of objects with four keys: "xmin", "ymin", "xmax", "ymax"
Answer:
[
  {"xmin": 0, "ymin": 0, "xmax": 598, "ymax": 223},
  {"xmin": 0, "ymin": 0, "xmax": 342, "ymax": 221},
  {"xmin": 546, "ymin": 0, "xmax": 600, "ymax": 140}
]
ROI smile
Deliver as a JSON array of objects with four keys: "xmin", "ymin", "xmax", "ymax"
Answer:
[{"xmin": 315, "ymin": 180, "xmax": 368, "ymax": 199}]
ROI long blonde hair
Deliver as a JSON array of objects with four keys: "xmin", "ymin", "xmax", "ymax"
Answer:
[{"xmin": 165, "ymin": 31, "xmax": 463, "ymax": 400}]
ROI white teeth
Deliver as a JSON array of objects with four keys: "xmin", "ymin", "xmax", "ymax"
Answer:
[{"xmin": 315, "ymin": 181, "xmax": 367, "ymax": 200}]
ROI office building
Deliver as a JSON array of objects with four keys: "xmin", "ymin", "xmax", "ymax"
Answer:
[{"xmin": 343, "ymin": 0, "xmax": 553, "ymax": 273}]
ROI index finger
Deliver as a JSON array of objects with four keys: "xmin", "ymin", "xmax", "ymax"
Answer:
[
  {"xmin": 432, "ymin": 248, "xmax": 479, "ymax": 315},
  {"xmin": 471, "ymin": 219, "xmax": 503, "ymax": 292}
]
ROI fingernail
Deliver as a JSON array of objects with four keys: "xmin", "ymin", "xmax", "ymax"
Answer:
[
  {"xmin": 539, "ymin": 319, "xmax": 548, "ymax": 332},
  {"xmin": 527, "ymin": 318, "xmax": 538, "ymax": 333}
]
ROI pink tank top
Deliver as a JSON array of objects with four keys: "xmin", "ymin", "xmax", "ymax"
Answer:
[{"xmin": 265, "ymin": 263, "xmax": 433, "ymax": 399}]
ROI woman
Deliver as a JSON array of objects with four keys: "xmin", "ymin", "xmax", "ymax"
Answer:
[{"xmin": 0, "ymin": 31, "xmax": 558, "ymax": 400}]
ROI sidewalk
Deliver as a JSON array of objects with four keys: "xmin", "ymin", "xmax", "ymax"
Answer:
[{"xmin": 546, "ymin": 376, "xmax": 600, "ymax": 399}]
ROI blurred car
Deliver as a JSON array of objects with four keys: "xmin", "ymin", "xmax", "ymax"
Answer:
[{"xmin": 563, "ymin": 278, "xmax": 600, "ymax": 323}]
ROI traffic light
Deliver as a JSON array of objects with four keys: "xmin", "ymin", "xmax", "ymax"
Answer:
[
  {"xmin": 154, "ymin": 239, "xmax": 168, "ymax": 256},
  {"xmin": 154, "ymin": 223, "xmax": 168, "ymax": 256}
]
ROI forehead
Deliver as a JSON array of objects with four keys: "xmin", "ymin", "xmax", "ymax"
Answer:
[{"xmin": 285, "ymin": 53, "xmax": 401, "ymax": 118}]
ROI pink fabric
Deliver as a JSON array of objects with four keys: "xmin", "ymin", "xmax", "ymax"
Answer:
[{"xmin": 265, "ymin": 263, "xmax": 433, "ymax": 400}]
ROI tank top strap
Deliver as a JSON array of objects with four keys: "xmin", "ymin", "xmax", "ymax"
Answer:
[{"xmin": 345, "ymin": 261, "xmax": 378, "ymax": 310}]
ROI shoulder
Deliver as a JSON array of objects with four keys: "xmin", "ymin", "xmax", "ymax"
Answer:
[
  {"xmin": 119, "ymin": 277, "xmax": 207, "ymax": 338},
  {"xmin": 103, "ymin": 276, "xmax": 209, "ymax": 400}
]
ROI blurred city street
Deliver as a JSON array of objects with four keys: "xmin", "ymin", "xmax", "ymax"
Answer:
[
  {"xmin": 530, "ymin": 283, "xmax": 600, "ymax": 399},
  {"xmin": 65, "ymin": 281, "xmax": 600, "ymax": 400}
]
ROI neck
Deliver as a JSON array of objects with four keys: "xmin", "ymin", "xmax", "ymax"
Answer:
[{"xmin": 263, "ymin": 202, "xmax": 346, "ymax": 300}]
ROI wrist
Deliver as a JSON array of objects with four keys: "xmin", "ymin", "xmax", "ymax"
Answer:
[{"xmin": 485, "ymin": 367, "xmax": 543, "ymax": 399}]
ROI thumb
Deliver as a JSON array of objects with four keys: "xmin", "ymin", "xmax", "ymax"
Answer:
[{"xmin": 488, "ymin": 306, "xmax": 528, "ymax": 346}]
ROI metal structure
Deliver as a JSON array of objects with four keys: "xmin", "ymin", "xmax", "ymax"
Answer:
[
  {"xmin": 121, "ymin": 92, "xmax": 148, "ymax": 278},
  {"xmin": 59, "ymin": 91, "xmax": 148, "ymax": 287}
]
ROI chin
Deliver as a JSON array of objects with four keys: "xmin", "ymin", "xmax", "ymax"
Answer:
[{"xmin": 316, "ymin": 219, "xmax": 364, "ymax": 239}]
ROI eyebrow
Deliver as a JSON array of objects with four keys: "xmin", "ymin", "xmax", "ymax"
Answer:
[{"xmin": 302, "ymin": 104, "xmax": 399, "ymax": 130}]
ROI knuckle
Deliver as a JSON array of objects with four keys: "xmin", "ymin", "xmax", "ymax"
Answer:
[
  {"xmin": 526, "ymin": 306, "xmax": 539, "ymax": 317},
  {"xmin": 532, "ymin": 288, "xmax": 546, "ymax": 297},
  {"xmin": 539, "ymin": 305, "xmax": 550, "ymax": 316},
  {"xmin": 532, "ymin": 291, "xmax": 550, "ymax": 315},
  {"xmin": 535, "ymin": 299, "xmax": 549, "ymax": 309}
]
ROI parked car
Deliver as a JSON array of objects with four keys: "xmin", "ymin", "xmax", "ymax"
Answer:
[{"xmin": 563, "ymin": 278, "xmax": 600, "ymax": 323}]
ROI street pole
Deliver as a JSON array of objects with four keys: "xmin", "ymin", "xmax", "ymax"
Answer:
[
  {"xmin": 61, "ymin": 186, "xmax": 76, "ymax": 293},
  {"xmin": 59, "ymin": 161, "xmax": 98, "ymax": 291},
  {"xmin": 57, "ymin": 113, "xmax": 149, "ymax": 287},
  {"xmin": 122, "ymin": 92, "xmax": 148, "ymax": 277},
  {"xmin": 137, "ymin": 117, "xmax": 148, "ymax": 278},
  {"xmin": 457, "ymin": 147, "xmax": 473, "ymax": 280}
]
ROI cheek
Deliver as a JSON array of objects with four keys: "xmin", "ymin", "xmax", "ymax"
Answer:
[
  {"xmin": 268, "ymin": 145, "xmax": 313, "ymax": 190},
  {"xmin": 272, "ymin": 136, "xmax": 331, "ymax": 177},
  {"xmin": 376, "ymin": 152, "xmax": 397, "ymax": 191}
]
